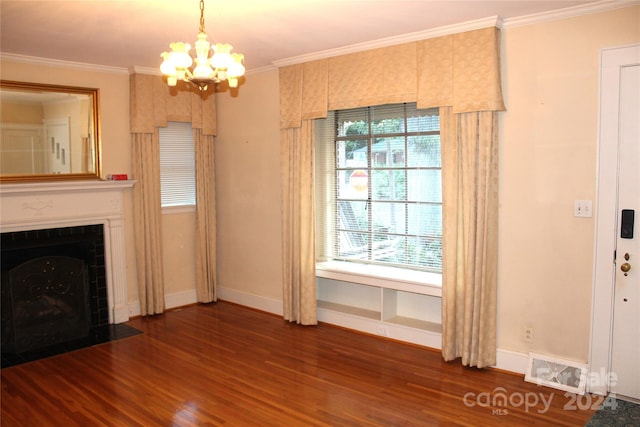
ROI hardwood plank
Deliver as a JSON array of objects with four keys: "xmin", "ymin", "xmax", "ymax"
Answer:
[{"xmin": 1, "ymin": 301, "xmax": 596, "ymax": 426}]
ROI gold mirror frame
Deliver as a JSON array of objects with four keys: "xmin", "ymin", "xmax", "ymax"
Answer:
[{"xmin": 0, "ymin": 80, "xmax": 102, "ymax": 182}]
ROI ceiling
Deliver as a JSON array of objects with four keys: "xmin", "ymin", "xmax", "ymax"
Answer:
[{"xmin": 0, "ymin": 0, "xmax": 614, "ymax": 73}]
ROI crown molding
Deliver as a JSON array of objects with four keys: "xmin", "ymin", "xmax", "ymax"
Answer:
[
  {"xmin": 0, "ymin": 52, "xmax": 129, "ymax": 74},
  {"xmin": 502, "ymin": 0, "xmax": 639, "ymax": 28},
  {"xmin": 245, "ymin": 65, "xmax": 277, "ymax": 75},
  {"xmin": 272, "ymin": 0, "xmax": 639, "ymax": 68},
  {"xmin": 272, "ymin": 16, "xmax": 501, "ymax": 68},
  {"xmin": 129, "ymin": 65, "xmax": 161, "ymax": 76}
]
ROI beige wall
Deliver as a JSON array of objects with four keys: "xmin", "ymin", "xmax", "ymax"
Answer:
[
  {"xmin": 1, "ymin": 4, "xmax": 638, "ymax": 364},
  {"xmin": 499, "ymin": 6, "xmax": 639, "ymax": 361},
  {"xmin": 215, "ymin": 70, "xmax": 283, "ymax": 302},
  {"xmin": 162, "ymin": 211, "xmax": 197, "ymax": 297},
  {"xmin": 1, "ymin": 101, "xmax": 43, "ymax": 123}
]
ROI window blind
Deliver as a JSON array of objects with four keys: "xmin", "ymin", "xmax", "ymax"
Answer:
[
  {"xmin": 315, "ymin": 103, "xmax": 442, "ymax": 272},
  {"xmin": 159, "ymin": 121, "xmax": 196, "ymax": 207}
]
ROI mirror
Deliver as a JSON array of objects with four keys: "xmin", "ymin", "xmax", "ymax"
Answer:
[{"xmin": 0, "ymin": 80, "xmax": 101, "ymax": 182}]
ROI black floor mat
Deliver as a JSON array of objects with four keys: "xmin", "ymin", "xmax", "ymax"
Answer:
[
  {"xmin": 585, "ymin": 396, "xmax": 640, "ymax": 426},
  {"xmin": 1, "ymin": 324, "xmax": 142, "ymax": 369}
]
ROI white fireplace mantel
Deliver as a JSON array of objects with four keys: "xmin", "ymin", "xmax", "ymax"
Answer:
[{"xmin": 1, "ymin": 180, "xmax": 136, "ymax": 324}]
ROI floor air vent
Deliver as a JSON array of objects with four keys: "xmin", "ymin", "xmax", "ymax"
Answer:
[{"xmin": 524, "ymin": 352, "xmax": 587, "ymax": 395}]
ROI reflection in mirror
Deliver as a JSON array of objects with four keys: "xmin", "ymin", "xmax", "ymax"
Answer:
[{"xmin": 0, "ymin": 80, "xmax": 101, "ymax": 182}]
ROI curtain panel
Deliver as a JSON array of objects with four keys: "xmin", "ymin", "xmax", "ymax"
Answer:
[
  {"xmin": 130, "ymin": 73, "xmax": 218, "ymax": 315},
  {"xmin": 440, "ymin": 107, "xmax": 499, "ymax": 368},
  {"xmin": 194, "ymin": 129, "xmax": 217, "ymax": 303},
  {"xmin": 131, "ymin": 131, "xmax": 165, "ymax": 315},
  {"xmin": 280, "ymin": 122, "xmax": 317, "ymax": 325},
  {"xmin": 277, "ymin": 26, "xmax": 504, "ymax": 364}
]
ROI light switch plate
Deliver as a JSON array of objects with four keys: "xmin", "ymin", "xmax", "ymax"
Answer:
[{"xmin": 574, "ymin": 200, "xmax": 593, "ymax": 217}]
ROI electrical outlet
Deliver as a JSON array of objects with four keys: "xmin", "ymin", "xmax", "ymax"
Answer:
[{"xmin": 524, "ymin": 327, "xmax": 534, "ymax": 343}]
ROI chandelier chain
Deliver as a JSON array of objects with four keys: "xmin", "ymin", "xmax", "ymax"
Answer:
[{"xmin": 199, "ymin": 0, "xmax": 206, "ymax": 34}]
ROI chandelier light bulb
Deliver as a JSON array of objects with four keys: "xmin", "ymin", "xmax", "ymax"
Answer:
[
  {"xmin": 169, "ymin": 42, "xmax": 193, "ymax": 68},
  {"xmin": 193, "ymin": 60, "xmax": 213, "ymax": 79},
  {"xmin": 227, "ymin": 53, "xmax": 245, "ymax": 78},
  {"xmin": 160, "ymin": 52, "xmax": 178, "ymax": 86}
]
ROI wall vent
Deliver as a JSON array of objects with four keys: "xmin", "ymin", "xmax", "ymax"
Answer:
[{"xmin": 524, "ymin": 352, "xmax": 587, "ymax": 395}]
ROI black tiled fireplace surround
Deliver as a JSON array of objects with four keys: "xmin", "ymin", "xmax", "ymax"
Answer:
[{"xmin": 1, "ymin": 225, "xmax": 140, "ymax": 368}]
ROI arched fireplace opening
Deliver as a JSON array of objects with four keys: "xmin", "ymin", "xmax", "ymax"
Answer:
[{"xmin": 1, "ymin": 224, "xmax": 108, "ymax": 354}]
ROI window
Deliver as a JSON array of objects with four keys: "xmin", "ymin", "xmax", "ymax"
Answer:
[
  {"xmin": 159, "ymin": 121, "xmax": 196, "ymax": 208},
  {"xmin": 315, "ymin": 103, "xmax": 442, "ymax": 273}
]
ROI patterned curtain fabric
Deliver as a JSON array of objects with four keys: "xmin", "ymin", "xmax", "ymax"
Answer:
[
  {"xmin": 327, "ymin": 43, "xmax": 417, "ymax": 110},
  {"xmin": 279, "ymin": 27, "xmax": 504, "ymax": 128},
  {"xmin": 440, "ymin": 106, "xmax": 499, "ymax": 368},
  {"xmin": 279, "ymin": 64, "xmax": 304, "ymax": 129},
  {"xmin": 131, "ymin": 131, "xmax": 165, "ymax": 315},
  {"xmin": 280, "ymin": 121, "xmax": 317, "ymax": 325},
  {"xmin": 194, "ymin": 129, "xmax": 217, "ymax": 303},
  {"xmin": 417, "ymin": 27, "xmax": 505, "ymax": 112},
  {"xmin": 130, "ymin": 74, "xmax": 217, "ymax": 134},
  {"xmin": 130, "ymin": 73, "xmax": 218, "ymax": 315}
]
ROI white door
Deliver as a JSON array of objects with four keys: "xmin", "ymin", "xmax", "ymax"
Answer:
[
  {"xmin": 590, "ymin": 45, "xmax": 640, "ymax": 399},
  {"xmin": 610, "ymin": 64, "xmax": 640, "ymax": 400}
]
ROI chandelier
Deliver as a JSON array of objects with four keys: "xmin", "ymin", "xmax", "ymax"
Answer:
[{"xmin": 160, "ymin": 0, "xmax": 245, "ymax": 91}]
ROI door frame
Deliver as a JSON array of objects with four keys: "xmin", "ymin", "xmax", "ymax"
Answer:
[{"xmin": 589, "ymin": 44, "xmax": 640, "ymax": 396}]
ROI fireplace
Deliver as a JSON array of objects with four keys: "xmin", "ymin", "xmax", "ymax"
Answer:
[
  {"xmin": 0, "ymin": 180, "xmax": 135, "ymax": 327},
  {"xmin": 1, "ymin": 225, "xmax": 107, "ymax": 353},
  {"xmin": 0, "ymin": 180, "xmax": 137, "ymax": 367}
]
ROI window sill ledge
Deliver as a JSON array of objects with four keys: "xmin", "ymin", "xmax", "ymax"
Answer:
[
  {"xmin": 316, "ymin": 261, "xmax": 442, "ymax": 297},
  {"xmin": 162, "ymin": 205, "xmax": 196, "ymax": 215}
]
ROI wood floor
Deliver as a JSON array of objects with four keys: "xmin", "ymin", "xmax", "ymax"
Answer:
[{"xmin": 1, "ymin": 301, "xmax": 596, "ymax": 426}]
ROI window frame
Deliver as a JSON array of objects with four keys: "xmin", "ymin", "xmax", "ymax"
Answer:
[{"xmin": 315, "ymin": 103, "xmax": 443, "ymax": 288}]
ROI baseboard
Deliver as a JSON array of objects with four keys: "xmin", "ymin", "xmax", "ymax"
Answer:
[
  {"xmin": 127, "ymin": 286, "xmax": 283, "ymax": 318},
  {"xmin": 167, "ymin": 289, "xmax": 198, "ymax": 309},
  {"xmin": 128, "ymin": 288, "xmax": 198, "ymax": 318},
  {"xmin": 496, "ymin": 348, "xmax": 529, "ymax": 375},
  {"xmin": 317, "ymin": 305, "xmax": 529, "ymax": 374},
  {"xmin": 317, "ymin": 305, "xmax": 443, "ymax": 349},
  {"xmin": 127, "ymin": 287, "xmax": 529, "ymax": 376},
  {"xmin": 216, "ymin": 286, "xmax": 284, "ymax": 317}
]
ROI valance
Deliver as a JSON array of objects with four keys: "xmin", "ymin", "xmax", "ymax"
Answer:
[
  {"xmin": 279, "ymin": 26, "xmax": 505, "ymax": 129},
  {"xmin": 328, "ymin": 42, "xmax": 417, "ymax": 111},
  {"xmin": 130, "ymin": 73, "xmax": 217, "ymax": 135}
]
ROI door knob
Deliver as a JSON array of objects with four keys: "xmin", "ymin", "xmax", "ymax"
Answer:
[{"xmin": 621, "ymin": 262, "xmax": 631, "ymax": 273}]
